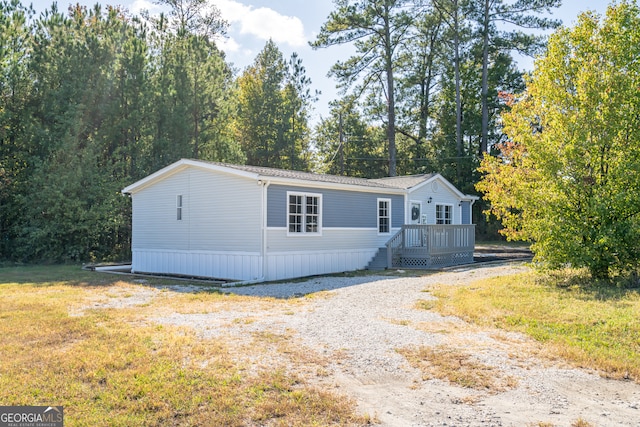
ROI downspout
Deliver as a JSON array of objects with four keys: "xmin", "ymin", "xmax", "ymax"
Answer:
[
  {"xmin": 469, "ymin": 198, "xmax": 477, "ymax": 226},
  {"xmin": 403, "ymin": 193, "xmax": 408, "ymax": 225},
  {"xmin": 260, "ymin": 179, "xmax": 271, "ymax": 281}
]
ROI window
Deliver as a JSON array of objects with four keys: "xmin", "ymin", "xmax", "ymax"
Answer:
[
  {"xmin": 378, "ymin": 198, "xmax": 391, "ymax": 234},
  {"xmin": 288, "ymin": 192, "xmax": 321, "ymax": 234},
  {"xmin": 176, "ymin": 195, "xmax": 183, "ymax": 220},
  {"xmin": 436, "ymin": 204, "xmax": 452, "ymax": 224}
]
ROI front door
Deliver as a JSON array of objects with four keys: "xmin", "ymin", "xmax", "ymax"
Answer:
[
  {"xmin": 409, "ymin": 201, "xmax": 425, "ymax": 247},
  {"xmin": 410, "ymin": 201, "xmax": 422, "ymax": 224}
]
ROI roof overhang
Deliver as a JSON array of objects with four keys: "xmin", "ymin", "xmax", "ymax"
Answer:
[
  {"xmin": 121, "ymin": 159, "xmax": 261, "ymax": 195},
  {"xmin": 121, "ymin": 159, "xmax": 408, "ymax": 195},
  {"xmin": 407, "ymin": 173, "xmax": 479, "ymax": 202}
]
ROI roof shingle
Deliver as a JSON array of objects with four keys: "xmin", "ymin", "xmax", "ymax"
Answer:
[{"xmin": 198, "ymin": 160, "xmax": 426, "ymax": 189}]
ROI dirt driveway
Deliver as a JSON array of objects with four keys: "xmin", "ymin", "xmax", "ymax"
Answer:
[{"xmin": 154, "ymin": 264, "xmax": 640, "ymax": 426}]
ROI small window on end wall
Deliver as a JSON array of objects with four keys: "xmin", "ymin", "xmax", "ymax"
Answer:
[
  {"xmin": 176, "ymin": 195, "xmax": 183, "ymax": 221},
  {"xmin": 435, "ymin": 204, "xmax": 452, "ymax": 224},
  {"xmin": 378, "ymin": 198, "xmax": 391, "ymax": 233}
]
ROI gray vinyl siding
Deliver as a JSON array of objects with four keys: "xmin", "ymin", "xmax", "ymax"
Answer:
[
  {"xmin": 460, "ymin": 201, "xmax": 472, "ymax": 224},
  {"xmin": 267, "ymin": 184, "xmax": 404, "ymax": 228},
  {"xmin": 131, "ymin": 168, "xmax": 262, "ymax": 252}
]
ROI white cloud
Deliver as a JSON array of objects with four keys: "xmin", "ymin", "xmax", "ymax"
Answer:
[
  {"xmin": 217, "ymin": 36, "xmax": 241, "ymax": 53},
  {"xmin": 129, "ymin": 0, "xmax": 163, "ymax": 15},
  {"xmin": 216, "ymin": 0, "xmax": 307, "ymax": 47}
]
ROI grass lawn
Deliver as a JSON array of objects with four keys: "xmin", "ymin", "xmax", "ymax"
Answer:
[
  {"xmin": 424, "ymin": 269, "xmax": 640, "ymax": 382},
  {"xmin": 0, "ymin": 265, "xmax": 368, "ymax": 426}
]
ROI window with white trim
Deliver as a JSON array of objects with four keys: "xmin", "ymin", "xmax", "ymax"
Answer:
[
  {"xmin": 176, "ymin": 195, "xmax": 183, "ymax": 221},
  {"xmin": 378, "ymin": 198, "xmax": 391, "ymax": 234},
  {"xmin": 288, "ymin": 192, "xmax": 321, "ymax": 234},
  {"xmin": 435, "ymin": 204, "xmax": 452, "ymax": 224}
]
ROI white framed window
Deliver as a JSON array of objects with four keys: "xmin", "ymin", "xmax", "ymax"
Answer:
[
  {"xmin": 176, "ymin": 195, "xmax": 183, "ymax": 221},
  {"xmin": 436, "ymin": 204, "xmax": 452, "ymax": 224},
  {"xmin": 378, "ymin": 198, "xmax": 391, "ymax": 234},
  {"xmin": 287, "ymin": 192, "xmax": 321, "ymax": 235}
]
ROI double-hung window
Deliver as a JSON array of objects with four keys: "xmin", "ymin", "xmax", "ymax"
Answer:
[
  {"xmin": 288, "ymin": 192, "xmax": 321, "ymax": 235},
  {"xmin": 378, "ymin": 198, "xmax": 391, "ymax": 234},
  {"xmin": 435, "ymin": 204, "xmax": 452, "ymax": 224}
]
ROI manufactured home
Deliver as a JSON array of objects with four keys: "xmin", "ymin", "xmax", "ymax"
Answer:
[{"xmin": 122, "ymin": 159, "xmax": 478, "ymax": 281}]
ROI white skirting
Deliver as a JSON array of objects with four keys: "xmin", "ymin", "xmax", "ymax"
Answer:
[
  {"xmin": 132, "ymin": 249, "xmax": 262, "ymax": 281},
  {"xmin": 132, "ymin": 248, "xmax": 379, "ymax": 282},
  {"xmin": 265, "ymin": 248, "xmax": 378, "ymax": 281}
]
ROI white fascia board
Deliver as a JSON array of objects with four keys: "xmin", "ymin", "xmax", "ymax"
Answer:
[
  {"xmin": 121, "ymin": 159, "xmax": 189, "ymax": 194},
  {"xmin": 121, "ymin": 159, "xmax": 260, "ymax": 194},
  {"xmin": 408, "ymin": 173, "xmax": 479, "ymax": 202},
  {"xmin": 123, "ymin": 158, "xmax": 407, "ymax": 196}
]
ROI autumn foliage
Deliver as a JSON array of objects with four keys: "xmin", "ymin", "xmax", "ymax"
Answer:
[{"xmin": 477, "ymin": 1, "xmax": 640, "ymax": 279}]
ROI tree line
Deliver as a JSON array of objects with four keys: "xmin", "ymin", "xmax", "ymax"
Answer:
[
  {"xmin": 0, "ymin": 0, "xmax": 561, "ymax": 263},
  {"xmin": 0, "ymin": 0, "xmax": 317, "ymax": 262}
]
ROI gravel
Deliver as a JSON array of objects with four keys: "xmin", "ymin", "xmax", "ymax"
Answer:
[{"xmin": 149, "ymin": 263, "xmax": 640, "ymax": 427}]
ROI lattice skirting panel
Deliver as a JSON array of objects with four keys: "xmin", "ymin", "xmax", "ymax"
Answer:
[{"xmin": 395, "ymin": 251, "xmax": 474, "ymax": 269}]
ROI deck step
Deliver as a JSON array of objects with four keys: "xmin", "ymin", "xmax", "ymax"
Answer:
[{"xmin": 366, "ymin": 247, "xmax": 388, "ymax": 270}]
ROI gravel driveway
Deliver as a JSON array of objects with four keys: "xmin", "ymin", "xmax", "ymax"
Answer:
[{"xmin": 156, "ymin": 264, "xmax": 640, "ymax": 426}]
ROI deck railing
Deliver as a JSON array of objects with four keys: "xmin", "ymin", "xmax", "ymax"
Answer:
[{"xmin": 386, "ymin": 224, "xmax": 475, "ymax": 269}]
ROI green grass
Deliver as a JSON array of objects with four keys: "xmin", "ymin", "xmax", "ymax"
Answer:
[
  {"xmin": 426, "ymin": 270, "xmax": 640, "ymax": 382},
  {"xmin": 0, "ymin": 265, "xmax": 369, "ymax": 426}
]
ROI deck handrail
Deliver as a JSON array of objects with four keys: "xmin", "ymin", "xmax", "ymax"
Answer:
[
  {"xmin": 385, "ymin": 224, "xmax": 475, "ymax": 268},
  {"xmin": 385, "ymin": 228, "xmax": 404, "ymax": 268}
]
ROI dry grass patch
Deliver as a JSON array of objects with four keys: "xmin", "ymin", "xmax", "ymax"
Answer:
[
  {"xmin": 415, "ymin": 318, "xmax": 477, "ymax": 335},
  {"xmin": 247, "ymin": 329, "xmax": 333, "ymax": 377},
  {"xmin": 151, "ymin": 288, "xmax": 303, "ymax": 315},
  {"xmin": 398, "ymin": 345, "xmax": 517, "ymax": 392},
  {"xmin": 415, "ymin": 298, "xmax": 437, "ymax": 311},
  {"xmin": 0, "ymin": 265, "xmax": 370, "ymax": 426},
  {"xmin": 384, "ymin": 317, "xmax": 411, "ymax": 326},
  {"xmin": 571, "ymin": 419, "xmax": 595, "ymax": 427},
  {"xmin": 427, "ymin": 270, "xmax": 640, "ymax": 382}
]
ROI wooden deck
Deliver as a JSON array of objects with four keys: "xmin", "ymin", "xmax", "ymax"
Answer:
[{"xmin": 386, "ymin": 224, "xmax": 475, "ymax": 269}]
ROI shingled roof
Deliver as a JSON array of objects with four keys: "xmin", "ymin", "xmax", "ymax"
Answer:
[
  {"xmin": 369, "ymin": 174, "xmax": 436, "ymax": 190},
  {"xmin": 198, "ymin": 161, "xmax": 434, "ymax": 189},
  {"xmin": 123, "ymin": 159, "xmax": 447, "ymax": 195}
]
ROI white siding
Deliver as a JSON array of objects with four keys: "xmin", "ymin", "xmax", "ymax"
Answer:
[
  {"xmin": 132, "ymin": 172, "xmax": 191, "ymax": 250},
  {"xmin": 186, "ymin": 167, "xmax": 262, "ymax": 251},
  {"xmin": 406, "ymin": 178, "xmax": 463, "ymax": 225},
  {"xmin": 130, "ymin": 167, "xmax": 263, "ymax": 280}
]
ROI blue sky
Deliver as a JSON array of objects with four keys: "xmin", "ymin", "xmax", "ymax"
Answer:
[{"xmin": 29, "ymin": 0, "xmax": 613, "ymax": 122}]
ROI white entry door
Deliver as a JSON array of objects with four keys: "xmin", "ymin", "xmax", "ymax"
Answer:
[{"xmin": 410, "ymin": 201, "xmax": 422, "ymax": 224}]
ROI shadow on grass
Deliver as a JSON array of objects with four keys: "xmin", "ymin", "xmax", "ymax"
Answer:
[
  {"xmin": 2, "ymin": 262, "xmax": 519, "ymax": 299},
  {"xmin": 537, "ymin": 269, "xmax": 640, "ymax": 302},
  {"xmin": 0, "ymin": 263, "xmax": 439, "ymax": 298},
  {"xmin": 0, "ymin": 264, "xmax": 123, "ymax": 287}
]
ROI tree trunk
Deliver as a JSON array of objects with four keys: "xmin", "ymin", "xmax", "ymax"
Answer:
[
  {"xmin": 453, "ymin": 0, "xmax": 463, "ymax": 181},
  {"xmin": 387, "ymin": 62, "xmax": 397, "ymax": 177},
  {"xmin": 384, "ymin": 7, "xmax": 397, "ymax": 177},
  {"xmin": 480, "ymin": 0, "xmax": 490, "ymax": 155}
]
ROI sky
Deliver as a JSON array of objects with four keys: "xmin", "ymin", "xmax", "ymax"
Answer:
[{"xmin": 28, "ymin": 0, "xmax": 613, "ymax": 123}]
